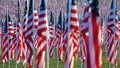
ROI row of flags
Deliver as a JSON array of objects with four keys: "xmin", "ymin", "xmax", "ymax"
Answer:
[{"xmin": 0, "ymin": 0, "xmax": 120, "ymax": 68}]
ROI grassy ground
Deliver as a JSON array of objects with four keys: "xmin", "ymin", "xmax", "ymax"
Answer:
[{"xmin": 0, "ymin": 46, "xmax": 120, "ymax": 68}]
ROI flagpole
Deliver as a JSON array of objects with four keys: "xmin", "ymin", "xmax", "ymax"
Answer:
[
  {"xmin": 80, "ymin": 62, "xmax": 82, "ymax": 68},
  {"xmin": 45, "ymin": 0, "xmax": 49, "ymax": 68},
  {"xmin": 56, "ymin": 10, "xmax": 58, "ymax": 68},
  {"xmin": 16, "ymin": 0, "xmax": 19, "ymax": 67},
  {"xmin": 67, "ymin": 0, "xmax": 72, "ymax": 68},
  {"xmin": 23, "ymin": 1, "xmax": 28, "ymax": 68},
  {"xmin": 109, "ymin": 62, "xmax": 110, "ymax": 68},
  {"xmin": 1, "ymin": 24, "xmax": 4, "ymax": 68},
  {"xmin": 2, "ymin": 63, "xmax": 4, "ymax": 68},
  {"xmin": 114, "ymin": 1, "xmax": 117, "ymax": 68},
  {"xmin": 32, "ymin": 0, "xmax": 35, "ymax": 68},
  {"xmin": 6, "ymin": 0, "xmax": 10, "ymax": 68},
  {"xmin": 56, "ymin": 2, "xmax": 59, "ymax": 68}
]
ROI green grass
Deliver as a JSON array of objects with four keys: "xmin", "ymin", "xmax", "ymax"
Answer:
[{"xmin": 0, "ymin": 46, "xmax": 120, "ymax": 68}]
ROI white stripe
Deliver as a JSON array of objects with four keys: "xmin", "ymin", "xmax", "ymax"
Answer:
[
  {"xmin": 71, "ymin": 5, "xmax": 77, "ymax": 11},
  {"xmin": 108, "ymin": 36, "xmax": 117, "ymax": 61},
  {"xmin": 34, "ymin": 15, "xmax": 38, "ymax": 19},
  {"xmin": 107, "ymin": 21, "xmax": 115, "ymax": 26},
  {"xmin": 2, "ymin": 39, "xmax": 8, "ymax": 48},
  {"xmin": 70, "ymin": 21, "xmax": 79, "ymax": 26},
  {"xmin": 2, "ymin": 47, "xmax": 8, "ymax": 58},
  {"xmin": 37, "ymin": 40, "xmax": 46, "ymax": 55},
  {"xmin": 25, "ymin": 22, "xmax": 33, "ymax": 37},
  {"xmin": 39, "ymin": 17, "xmax": 47, "ymax": 22},
  {"xmin": 37, "ymin": 24, "xmax": 46, "ymax": 30},
  {"xmin": 26, "ymin": 39, "xmax": 34, "ymax": 50},
  {"xmin": 26, "ymin": 50, "xmax": 30, "ymax": 62},
  {"xmin": 111, "ymin": 48, "xmax": 117, "ymax": 65},
  {"xmin": 108, "ymin": 35, "xmax": 114, "ymax": 49},
  {"xmin": 39, "ymin": 10, "xmax": 47, "ymax": 15},
  {"xmin": 71, "ymin": 13, "xmax": 78, "ymax": 18}
]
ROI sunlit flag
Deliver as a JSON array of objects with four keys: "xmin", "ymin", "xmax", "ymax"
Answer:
[
  {"xmin": 36, "ymin": 0, "xmax": 48, "ymax": 68},
  {"xmin": 105, "ymin": 0, "xmax": 119, "ymax": 67}
]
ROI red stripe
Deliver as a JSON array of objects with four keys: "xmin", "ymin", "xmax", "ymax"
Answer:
[
  {"xmin": 71, "ymin": 9, "xmax": 77, "ymax": 13},
  {"xmin": 70, "ymin": 17, "xmax": 78, "ymax": 22},
  {"xmin": 39, "ymin": 14, "xmax": 46, "ymax": 18}
]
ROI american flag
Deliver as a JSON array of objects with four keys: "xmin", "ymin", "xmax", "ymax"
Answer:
[
  {"xmin": 85, "ymin": 0, "xmax": 102, "ymax": 68},
  {"xmin": 8, "ymin": 21, "xmax": 15, "ymax": 60},
  {"xmin": 70, "ymin": 0, "xmax": 79, "ymax": 58},
  {"xmin": 36, "ymin": 0, "xmax": 47, "ymax": 68},
  {"xmin": 16, "ymin": 21, "xmax": 23, "ymax": 63},
  {"xmin": 63, "ymin": 0, "xmax": 69, "ymax": 67},
  {"xmin": 34, "ymin": 8, "xmax": 39, "ymax": 48},
  {"xmin": 105, "ymin": 0, "xmax": 119, "ymax": 67},
  {"xmin": 57, "ymin": 11, "xmax": 63, "ymax": 60},
  {"xmin": 62, "ymin": 15, "xmax": 66, "ymax": 52},
  {"xmin": 80, "ymin": 0, "xmax": 91, "ymax": 62},
  {"xmin": 1, "ymin": 14, "xmax": 11, "ymax": 63},
  {"xmin": 25, "ymin": 0, "xmax": 34, "ymax": 67},
  {"xmin": 34, "ymin": 8, "xmax": 39, "ymax": 30},
  {"xmin": 64, "ymin": 0, "xmax": 74, "ymax": 68},
  {"xmin": 11, "ymin": 21, "xmax": 17, "ymax": 61},
  {"xmin": 22, "ymin": 0, "xmax": 28, "ymax": 64},
  {"xmin": 48, "ymin": 11, "xmax": 55, "ymax": 57},
  {"xmin": 16, "ymin": 0, "xmax": 23, "ymax": 63}
]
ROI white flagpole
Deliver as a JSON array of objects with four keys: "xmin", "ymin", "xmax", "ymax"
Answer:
[
  {"xmin": 16, "ymin": 0, "xmax": 20, "ymax": 68},
  {"xmin": 109, "ymin": 62, "xmax": 110, "ymax": 68},
  {"xmin": 67, "ymin": 0, "xmax": 72, "ymax": 68},
  {"xmin": 32, "ymin": 0, "xmax": 35, "ymax": 68},
  {"xmin": 23, "ymin": 0, "xmax": 28, "ymax": 68},
  {"xmin": 45, "ymin": 0, "xmax": 49, "ymax": 68},
  {"xmin": 56, "ymin": 47, "xmax": 58, "ymax": 68},
  {"xmin": 114, "ymin": 0, "xmax": 117, "ymax": 68},
  {"xmin": 109, "ymin": 0, "xmax": 117, "ymax": 68},
  {"xmin": 6, "ymin": 0, "xmax": 10, "ymax": 68},
  {"xmin": 56, "ymin": 10, "xmax": 58, "ymax": 68},
  {"xmin": 2, "ymin": 63, "xmax": 4, "ymax": 68},
  {"xmin": 1, "ymin": 30, "xmax": 4, "ymax": 68},
  {"xmin": 80, "ymin": 62, "xmax": 82, "ymax": 68}
]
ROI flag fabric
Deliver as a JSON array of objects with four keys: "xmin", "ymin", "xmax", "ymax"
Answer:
[
  {"xmin": 57, "ymin": 11, "xmax": 63, "ymax": 60},
  {"xmin": 80, "ymin": 0, "xmax": 91, "ymax": 62},
  {"xmin": 64, "ymin": 0, "xmax": 74, "ymax": 68},
  {"xmin": 16, "ymin": 22, "xmax": 23, "ymax": 63},
  {"xmin": 53, "ymin": 26, "xmax": 59, "ymax": 48},
  {"xmin": 8, "ymin": 21, "xmax": 15, "ymax": 60},
  {"xmin": 22, "ymin": 0, "xmax": 28, "ymax": 64},
  {"xmin": 1, "ymin": 14, "xmax": 11, "ymax": 63},
  {"xmin": 34, "ymin": 8, "xmax": 39, "ymax": 29},
  {"xmin": 105, "ymin": 0, "xmax": 119, "ymax": 67},
  {"xmin": 48, "ymin": 11, "xmax": 55, "ymax": 57},
  {"xmin": 7, "ymin": 15, "xmax": 15, "ymax": 60},
  {"xmin": 11, "ymin": 21, "xmax": 17, "ymax": 61},
  {"xmin": 16, "ymin": 0, "xmax": 23, "ymax": 63},
  {"xmin": 2, "ymin": 24, "xmax": 8, "ymax": 63},
  {"xmin": 36, "ymin": 0, "xmax": 47, "ymax": 68},
  {"xmin": 85, "ymin": 0, "xmax": 102, "ymax": 68},
  {"xmin": 62, "ymin": 15, "xmax": 66, "ymax": 52},
  {"xmin": 34, "ymin": 8, "xmax": 39, "ymax": 48},
  {"xmin": 25, "ymin": 0, "xmax": 34, "ymax": 67},
  {"xmin": 70, "ymin": 0, "xmax": 79, "ymax": 58}
]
